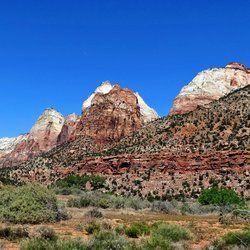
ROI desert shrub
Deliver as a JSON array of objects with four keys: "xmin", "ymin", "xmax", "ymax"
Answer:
[
  {"xmin": 0, "ymin": 184, "xmax": 68, "ymax": 224},
  {"xmin": 151, "ymin": 201, "xmax": 177, "ymax": 214},
  {"xmin": 85, "ymin": 221, "xmax": 101, "ymax": 235},
  {"xmin": 152, "ymin": 223, "xmax": 191, "ymax": 242},
  {"xmin": 198, "ymin": 187, "xmax": 244, "ymax": 206},
  {"xmin": 143, "ymin": 235, "xmax": 173, "ymax": 250},
  {"xmin": 101, "ymin": 222, "xmax": 112, "ymax": 231},
  {"xmin": 115, "ymin": 224, "xmax": 126, "ymax": 235},
  {"xmin": 20, "ymin": 238, "xmax": 87, "ymax": 250},
  {"xmin": 55, "ymin": 174, "xmax": 105, "ymax": 191},
  {"xmin": 54, "ymin": 187, "xmax": 72, "ymax": 195},
  {"xmin": 20, "ymin": 238, "xmax": 53, "ymax": 250},
  {"xmin": 0, "ymin": 226, "xmax": 29, "ymax": 240},
  {"xmin": 109, "ymin": 196, "xmax": 126, "ymax": 209},
  {"xmin": 56, "ymin": 238, "xmax": 88, "ymax": 250},
  {"xmin": 67, "ymin": 191, "xmax": 150, "ymax": 210},
  {"xmin": 212, "ymin": 228, "xmax": 250, "ymax": 249},
  {"xmin": 124, "ymin": 196, "xmax": 150, "ymax": 210},
  {"xmin": 88, "ymin": 230, "xmax": 132, "ymax": 250},
  {"xmin": 37, "ymin": 226, "xmax": 57, "ymax": 241},
  {"xmin": 98, "ymin": 198, "xmax": 111, "ymax": 209},
  {"xmin": 125, "ymin": 223, "xmax": 150, "ymax": 238},
  {"xmin": 86, "ymin": 208, "xmax": 103, "ymax": 218},
  {"xmin": 180, "ymin": 202, "xmax": 218, "ymax": 215}
]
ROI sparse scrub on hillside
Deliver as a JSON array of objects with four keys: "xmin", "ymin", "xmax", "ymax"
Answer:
[{"xmin": 54, "ymin": 174, "xmax": 106, "ymax": 194}]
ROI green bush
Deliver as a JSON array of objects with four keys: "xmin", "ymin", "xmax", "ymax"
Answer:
[
  {"xmin": 85, "ymin": 221, "xmax": 101, "ymax": 235},
  {"xmin": 198, "ymin": 187, "xmax": 244, "ymax": 206},
  {"xmin": 152, "ymin": 223, "xmax": 191, "ymax": 242},
  {"xmin": 0, "ymin": 184, "xmax": 68, "ymax": 224},
  {"xmin": 21, "ymin": 238, "xmax": 53, "ymax": 250},
  {"xmin": 125, "ymin": 223, "xmax": 150, "ymax": 238},
  {"xmin": 212, "ymin": 229, "xmax": 250, "ymax": 249},
  {"xmin": 55, "ymin": 175, "xmax": 106, "ymax": 191},
  {"xmin": 143, "ymin": 235, "xmax": 173, "ymax": 250},
  {"xmin": 115, "ymin": 224, "xmax": 126, "ymax": 235}
]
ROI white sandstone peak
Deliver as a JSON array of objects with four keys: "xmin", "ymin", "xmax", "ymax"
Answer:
[
  {"xmin": 82, "ymin": 81, "xmax": 159, "ymax": 122},
  {"xmin": 170, "ymin": 62, "xmax": 250, "ymax": 115},
  {"xmin": 0, "ymin": 134, "xmax": 28, "ymax": 154},
  {"xmin": 178, "ymin": 66, "xmax": 250, "ymax": 98},
  {"xmin": 82, "ymin": 81, "xmax": 114, "ymax": 111},
  {"xmin": 135, "ymin": 92, "xmax": 159, "ymax": 122},
  {"xmin": 30, "ymin": 108, "xmax": 65, "ymax": 138}
]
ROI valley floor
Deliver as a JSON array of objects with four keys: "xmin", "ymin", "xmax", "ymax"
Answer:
[{"xmin": 1, "ymin": 195, "xmax": 248, "ymax": 250}]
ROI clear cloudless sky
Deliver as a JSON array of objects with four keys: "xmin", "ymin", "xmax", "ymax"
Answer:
[{"xmin": 0, "ymin": 0, "xmax": 249, "ymax": 137}]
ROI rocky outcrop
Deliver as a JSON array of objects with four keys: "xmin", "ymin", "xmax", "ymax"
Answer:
[
  {"xmin": 28, "ymin": 108, "xmax": 65, "ymax": 152},
  {"xmin": 6, "ymin": 150, "xmax": 250, "ymax": 198},
  {"xmin": 82, "ymin": 81, "xmax": 159, "ymax": 123},
  {"xmin": 59, "ymin": 150, "xmax": 250, "ymax": 176},
  {"xmin": 1, "ymin": 82, "xmax": 249, "ymax": 197},
  {"xmin": 170, "ymin": 62, "xmax": 250, "ymax": 115},
  {"xmin": 0, "ymin": 81, "xmax": 158, "ymax": 168},
  {"xmin": 0, "ymin": 109, "xmax": 65, "ymax": 167},
  {"xmin": 57, "ymin": 113, "xmax": 80, "ymax": 145},
  {"xmin": 0, "ymin": 135, "xmax": 28, "ymax": 159},
  {"xmin": 75, "ymin": 84, "xmax": 144, "ymax": 145}
]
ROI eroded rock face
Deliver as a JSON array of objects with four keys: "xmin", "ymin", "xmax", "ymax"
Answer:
[
  {"xmin": 0, "ymin": 81, "xmax": 159, "ymax": 167},
  {"xmin": 82, "ymin": 81, "xmax": 159, "ymax": 123},
  {"xmin": 0, "ymin": 109, "xmax": 65, "ymax": 167},
  {"xmin": 8, "ymin": 150, "xmax": 250, "ymax": 197},
  {"xmin": 0, "ymin": 135, "xmax": 28, "ymax": 159},
  {"xmin": 170, "ymin": 62, "xmax": 250, "ymax": 115},
  {"xmin": 29, "ymin": 108, "xmax": 65, "ymax": 151},
  {"xmin": 57, "ymin": 113, "xmax": 80, "ymax": 145},
  {"xmin": 75, "ymin": 84, "xmax": 143, "ymax": 145}
]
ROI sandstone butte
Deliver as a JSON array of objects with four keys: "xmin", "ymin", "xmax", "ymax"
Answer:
[{"xmin": 170, "ymin": 62, "xmax": 250, "ymax": 115}]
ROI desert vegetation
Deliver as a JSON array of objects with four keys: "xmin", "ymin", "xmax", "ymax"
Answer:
[
  {"xmin": 0, "ymin": 184, "xmax": 68, "ymax": 224},
  {"xmin": 0, "ymin": 181, "xmax": 248, "ymax": 249}
]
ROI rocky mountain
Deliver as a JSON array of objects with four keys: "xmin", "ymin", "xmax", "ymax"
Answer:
[
  {"xmin": 74, "ymin": 82, "xmax": 159, "ymax": 146},
  {"xmin": 57, "ymin": 113, "xmax": 80, "ymax": 145},
  {"xmin": 0, "ymin": 81, "xmax": 158, "ymax": 167},
  {"xmin": 3, "ymin": 85, "xmax": 249, "ymax": 197},
  {"xmin": 170, "ymin": 62, "xmax": 250, "ymax": 115},
  {"xmin": 0, "ymin": 109, "xmax": 66, "ymax": 167},
  {"xmin": 0, "ymin": 135, "xmax": 28, "ymax": 158},
  {"xmin": 82, "ymin": 81, "xmax": 159, "ymax": 123},
  {"xmin": 29, "ymin": 108, "xmax": 65, "ymax": 151}
]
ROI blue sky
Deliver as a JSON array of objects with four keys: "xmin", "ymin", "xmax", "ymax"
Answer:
[{"xmin": 1, "ymin": 0, "xmax": 249, "ymax": 137}]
